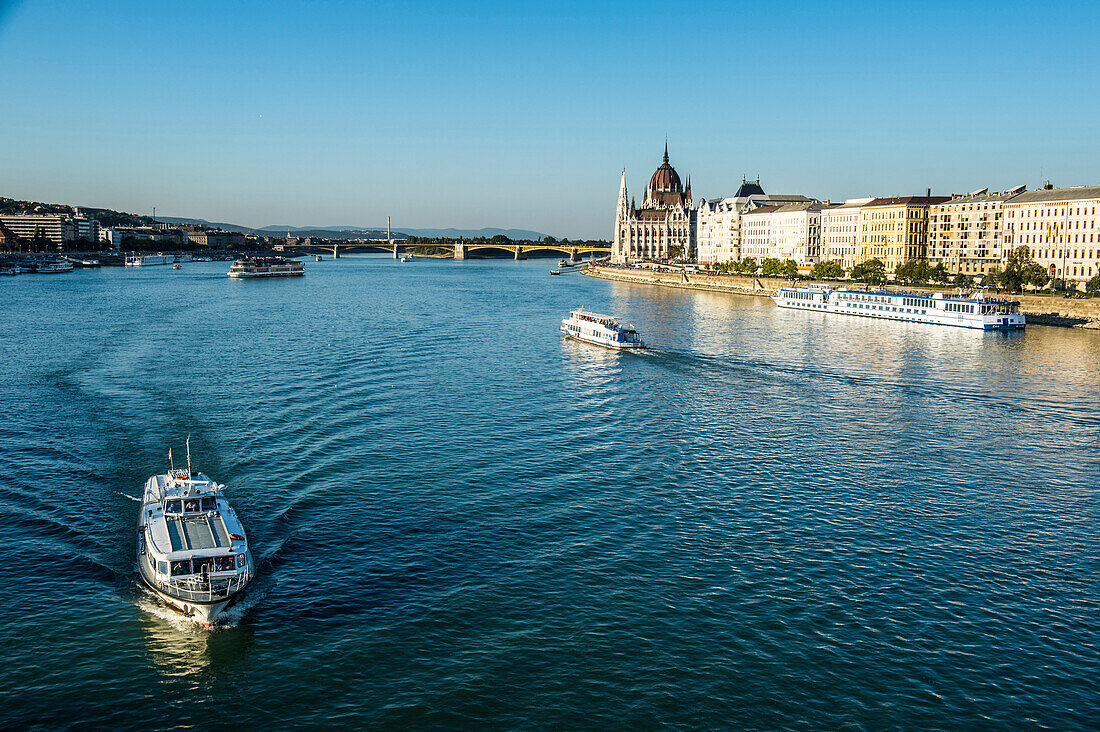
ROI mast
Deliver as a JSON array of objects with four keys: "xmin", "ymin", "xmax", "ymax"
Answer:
[{"xmin": 185, "ymin": 434, "xmax": 192, "ymax": 476}]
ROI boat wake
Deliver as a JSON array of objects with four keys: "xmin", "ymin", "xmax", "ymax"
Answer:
[{"xmin": 117, "ymin": 492, "xmax": 142, "ymax": 502}]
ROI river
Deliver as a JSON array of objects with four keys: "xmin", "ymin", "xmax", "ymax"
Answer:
[{"xmin": 1, "ymin": 257, "xmax": 1097, "ymax": 729}]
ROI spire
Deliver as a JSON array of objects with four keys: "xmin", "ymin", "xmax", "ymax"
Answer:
[
  {"xmin": 663, "ymin": 139, "xmax": 669, "ymax": 164},
  {"xmin": 617, "ymin": 169, "xmax": 628, "ymax": 217}
]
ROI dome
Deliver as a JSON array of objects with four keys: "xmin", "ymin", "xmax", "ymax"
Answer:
[{"xmin": 648, "ymin": 144, "xmax": 682, "ymax": 193}]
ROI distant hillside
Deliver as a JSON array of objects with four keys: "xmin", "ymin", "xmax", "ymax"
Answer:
[
  {"xmin": 156, "ymin": 216, "xmax": 255, "ymax": 233},
  {"xmin": 258, "ymin": 225, "xmax": 550, "ymax": 240}
]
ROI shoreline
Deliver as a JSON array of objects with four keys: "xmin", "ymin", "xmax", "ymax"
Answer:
[{"xmin": 584, "ymin": 266, "xmax": 1100, "ymax": 329}]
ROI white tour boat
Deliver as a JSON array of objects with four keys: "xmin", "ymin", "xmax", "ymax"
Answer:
[
  {"xmin": 136, "ymin": 443, "xmax": 254, "ymax": 625},
  {"xmin": 125, "ymin": 254, "xmax": 170, "ymax": 267},
  {"xmin": 773, "ymin": 285, "xmax": 1025, "ymax": 330},
  {"xmin": 560, "ymin": 308, "xmax": 646, "ymax": 349},
  {"xmin": 34, "ymin": 260, "xmax": 75, "ymax": 273},
  {"xmin": 228, "ymin": 256, "xmax": 305, "ymax": 279}
]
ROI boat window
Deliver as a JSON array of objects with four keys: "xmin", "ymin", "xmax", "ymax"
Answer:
[
  {"xmin": 170, "ymin": 560, "xmax": 192, "ymax": 576},
  {"xmin": 165, "ymin": 499, "xmax": 183, "ymax": 514},
  {"xmin": 236, "ymin": 554, "xmax": 245, "ymax": 568},
  {"xmin": 193, "ymin": 557, "xmax": 213, "ymax": 574},
  {"xmin": 200, "ymin": 496, "xmax": 217, "ymax": 512},
  {"xmin": 213, "ymin": 555, "xmax": 235, "ymax": 572},
  {"xmin": 157, "ymin": 561, "xmax": 168, "ymax": 575}
]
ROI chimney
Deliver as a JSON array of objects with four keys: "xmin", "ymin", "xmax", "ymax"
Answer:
[{"xmin": 926, "ymin": 187, "xmax": 931, "ymax": 197}]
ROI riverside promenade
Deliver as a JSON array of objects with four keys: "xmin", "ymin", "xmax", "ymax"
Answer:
[{"xmin": 585, "ymin": 265, "xmax": 1100, "ymax": 329}]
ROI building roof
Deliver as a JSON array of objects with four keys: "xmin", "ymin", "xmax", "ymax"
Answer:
[
  {"xmin": 743, "ymin": 205, "xmax": 782, "ymax": 216},
  {"xmin": 734, "ymin": 178, "xmax": 765, "ymax": 197},
  {"xmin": 1006, "ymin": 185, "xmax": 1100, "ymax": 204},
  {"xmin": 936, "ymin": 187, "xmax": 1026, "ymax": 206},
  {"xmin": 823, "ymin": 197, "xmax": 876, "ymax": 211},
  {"xmin": 864, "ymin": 196, "xmax": 951, "ymax": 207},
  {"xmin": 648, "ymin": 143, "xmax": 683, "ymax": 193}
]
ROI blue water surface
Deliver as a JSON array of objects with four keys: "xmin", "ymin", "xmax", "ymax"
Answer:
[{"xmin": 0, "ymin": 257, "xmax": 1097, "ymax": 729}]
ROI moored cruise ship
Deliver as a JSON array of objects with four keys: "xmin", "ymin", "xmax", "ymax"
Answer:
[
  {"xmin": 228, "ymin": 256, "xmax": 305, "ymax": 279},
  {"xmin": 773, "ymin": 285, "xmax": 1025, "ymax": 330},
  {"xmin": 560, "ymin": 308, "xmax": 646, "ymax": 349},
  {"xmin": 137, "ymin": 455, "xmax": 254, "ymax": 625}
]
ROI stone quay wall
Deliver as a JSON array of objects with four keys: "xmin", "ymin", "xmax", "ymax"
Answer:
[{"xmin": 585, "ymin": 266, "xmax": 1100, "ymax": 329}]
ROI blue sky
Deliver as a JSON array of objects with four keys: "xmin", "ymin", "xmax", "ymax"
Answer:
[{"xmin": 1, "ymin": 0, "xmax": 1098, "ymax": 238}]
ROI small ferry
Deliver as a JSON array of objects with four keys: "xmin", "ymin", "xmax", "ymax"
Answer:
[
  {"xmin": 560, "ymin": 308, "xmax": 646, "ymax": 350},
  {"xmin": 228, "ymin": 256, "xmax": 305, "ymax": 279},
  {"xmin": 172, "ymin": 263, "xmax": 182, "ymax": 270},
  {"xmin": 136, "ymin": 442, "xmax": 254, "ymax": 625},
  {"xmin": 315, "ymin": 255, "xmax": 323, "ymax": 262},
  {"xmin": 34, "ymin": 260, "xmax": 75, "ymax": 273},
  {"xmin": 125, "ymin": 254, "xmax": 170, "ymax": 267},
  {"xmin": 558, "ymin": 258, "xmax": 575, "ymax": 268},
  {"xmin": 773, "ymin": 285, "xmax": 1025, "ymax": 330}
]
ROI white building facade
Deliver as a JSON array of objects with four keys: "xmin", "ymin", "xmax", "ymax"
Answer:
[
  {"xmin": 1002, "ymin": 184, "xmax": 1100, "ymax": 286},
  {"xmin": 740, "ymin": 202, "xmax": 822, "ymax": 265},
  {"xmin": 820, "ymin": 198, "xmax": 873, "ymax": 270}
]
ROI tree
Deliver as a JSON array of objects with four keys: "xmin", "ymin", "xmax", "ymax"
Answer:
[
  {"xmin": 1023, "ymin": 262, "xmax": 1049, "ymax": 290},
  {"xmin": 952, "ymin": 273, "xmax": 972, "ymax": 287},
  {"xmin": 760, "ymin": 257, "xmax": 783, "ymax": 276},
  {"xmin": 895, "ymin": 259, "xmax": 930, "ymax": 284},
  {"xmin": 850, "ymin": 258, "xmax": 886, "ymax": 285},
  {"xmin": 929, "ymin": 263, "xmax": 949, "ymax": 284},
  {"xmin": 998, "ymin": 245, "xmax": 1037, "ymax": 292},
  {"xmin": 986, "ymin": 265, "xmax": 1002, "ymax": 288},
  {"xmin": 738, "ymin": 257, "xmax": 758, "ymax": 274},
  {"xmin": 812, "ymin": 260, "xmax": 844, "ymax": 279},
  {"xmin": 781, "ymin": 259, "xmax": 799, "ymax": 278},
  {"xmin": 1087, "ymin": 274, "xmax": 1100, "ymax": 293}
]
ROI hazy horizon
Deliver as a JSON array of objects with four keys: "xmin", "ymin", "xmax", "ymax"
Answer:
[{"xmin": 2, "ymin": 0, "xmax": 1098, "ymax": 239}]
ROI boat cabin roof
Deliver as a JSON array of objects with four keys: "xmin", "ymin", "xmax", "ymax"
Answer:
[{"xmin": 570, "ymin": 308, "xmax": 620, "ymax": 325}]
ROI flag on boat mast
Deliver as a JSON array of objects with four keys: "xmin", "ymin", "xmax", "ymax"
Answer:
[{"xmin": 168, "ymin": 447, "xmax": 174, "ymax": 473}]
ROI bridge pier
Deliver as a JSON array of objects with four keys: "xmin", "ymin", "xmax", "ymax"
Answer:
[
  {"xmin": 570, "ymin": 246, "xmax": 578, "ymax": 262},
  {"xmin": 332, "ymin": 244, "xmax": 339, "ymax": 259},
  {"xmin": 454, "ymin": 240, "xmax": 465, "ymax": 260},
  {"xmin": 393, "ymin": 242, "xmax": 398, "ymax": 259},
  {"xmin": 514, "ymin": 245, "xmax": 526, "ymax": 260}
]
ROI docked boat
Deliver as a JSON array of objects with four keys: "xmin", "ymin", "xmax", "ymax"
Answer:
[
  {"xmin": 558, "ymin": 258, "xmax": 575, "ymax": 268},
  {"xmin": 0, "ymin": 267, "xmax": 20, "ymax": 276},
  {"xmin": 773, "ymin": 285, "xmax": 1025, "ymax": 330},
  {"xmin": 228, "ymin": 256, "xmax": 305, "ymax": 279},
  {"xmin": 35, "ymin": 260, "xmax": 75, "ymax": 273},
  {"xmin": 125, "ymin": 254, "xmax": 170, "ymax": 267},
  {"xmin": 560, "ymin": 308, "xmax": 646, "ymax": 349},
  {"xmin": 550, "ymin": 269, "xmax": 560, "ymax": 276},
  {"xmin": 136, "ymin": 444, "xmax": 254, "ymax": 625}
]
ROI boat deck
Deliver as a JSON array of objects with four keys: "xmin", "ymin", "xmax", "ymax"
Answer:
[{"xmin": 166, "ymin": 514, "xmax": 231, "ymax": 552}]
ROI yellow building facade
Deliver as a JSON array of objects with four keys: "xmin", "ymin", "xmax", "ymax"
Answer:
[{"xmin": 857, "ymin": 196, "xmax": 949, "ymax": 273}]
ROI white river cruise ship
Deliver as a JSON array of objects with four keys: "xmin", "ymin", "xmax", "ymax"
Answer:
[
  {"xmin": 773, "ymin": 285, "xmax": 1025, "ymax": 330},
  {"xmin": 560, "ymin": 308, "xmax": 646, "ymax": 349},
  {"xmin": 228, "ymin": 256, "xmax": 305, "ymax": 279}
]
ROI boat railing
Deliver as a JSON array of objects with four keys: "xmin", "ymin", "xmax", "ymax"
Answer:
[{"xmin": 159, "ymin": 564, "xmax": 252, "ymax": 603}]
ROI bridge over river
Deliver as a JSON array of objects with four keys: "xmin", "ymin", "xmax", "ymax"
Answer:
[{"xmin": 290, "ymin": 239, "xmax": 611, "ymax": 260}]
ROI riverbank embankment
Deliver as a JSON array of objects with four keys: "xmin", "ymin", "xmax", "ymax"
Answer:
[{"xmin": 584, "ymin": 266, "xmax": 1100, "ymax": 329}]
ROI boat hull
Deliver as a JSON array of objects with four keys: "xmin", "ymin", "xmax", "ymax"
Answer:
[{"xmin": 560, "ymin": 329, "xmax": 646, "ymax": 350}]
